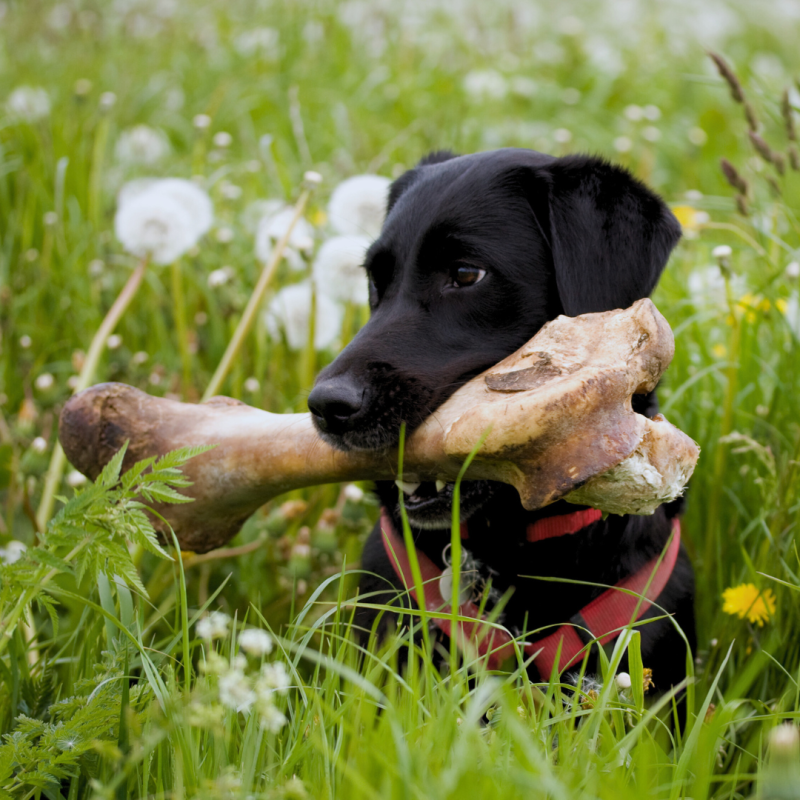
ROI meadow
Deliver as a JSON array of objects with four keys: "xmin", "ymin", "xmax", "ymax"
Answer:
[{"xmin": 2, "ymin": 0, "xmax": 800, "ymax": 797}]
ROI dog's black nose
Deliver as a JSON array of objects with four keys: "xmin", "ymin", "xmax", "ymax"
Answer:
[{"xmin": 307, "ymin": 377, "xmax": 364, "ymax": 433}]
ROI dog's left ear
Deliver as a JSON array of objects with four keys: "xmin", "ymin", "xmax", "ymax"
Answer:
[{"xmin": 525, "ymin": 155, "xmax": 681, "ymax": 315}]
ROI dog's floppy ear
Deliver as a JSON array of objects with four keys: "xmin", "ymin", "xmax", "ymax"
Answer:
[
  {"xmin": 528, "ymin": 155, "xmax": 681, "ymax": 316},
  {"xmin": 387, "ymin": 150, "xmax": 459, "ymax": 213}
]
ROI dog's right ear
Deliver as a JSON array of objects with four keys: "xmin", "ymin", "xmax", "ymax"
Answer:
[{"xmin": 387, "ymin": 150, "xmax": 458, "ymax": 213}]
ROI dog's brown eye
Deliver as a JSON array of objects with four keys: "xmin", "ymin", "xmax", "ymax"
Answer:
[{"xmin": 451, "ymin": 265, "xmax": 486, "ymax": 288}]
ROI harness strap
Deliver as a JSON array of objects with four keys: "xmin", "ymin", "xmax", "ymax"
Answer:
[{"xmin": 380, "ymin": 509, "xmax": 681, "ymax": 676}]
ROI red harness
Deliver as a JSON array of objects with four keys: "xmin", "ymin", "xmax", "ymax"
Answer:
[{"xmin": 380, "ymin": 507, "xmax": 681, "ymax": 676}]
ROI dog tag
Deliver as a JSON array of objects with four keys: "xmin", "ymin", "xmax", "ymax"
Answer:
[{"xmin": 439, "ymin": 565, "xmax": 473, "ymax": 606}]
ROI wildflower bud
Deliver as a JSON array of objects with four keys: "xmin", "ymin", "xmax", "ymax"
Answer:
[
  {"xmin": 761, "ymin": 724, "xmax": 800, "ymax": 800},
  {"xmin": 99, "ymin": 91, "xmax": 116, "ymax": 111},
  {"xmin": 31, "ymin": 436, "xmax": 48, "ymax": 453},
  {"xmin": 303, "ymin": 170, "xmax": 323, "ymax": 186},
  {"xmin": 744, "ymin": 101, "xmax": 759, "ymax": 133},
  {"xmin": 35, "ymin": 373, "xmax": 55, "ymax": 391},
  {"xmin": 74, "ymin": 79, "xmax": 92, "ymax": 97},
  {"xmin": 66, "ymin": 470, "xmax": 87, "ymax": 487},
  {"xmin": 213, "ymin": 131, "xmax": 232, "ymax": 148},
  {"xmin": 615, "ymin": 672, "xmax": 632, "ymax": 690},
  {"xmin": 344, "ymin": 483, "xmax": 364, "ymax": 503},
  {"xmin": 642, "ymin": 668, "xmax": 654, "ymax": 693},
  {"xmin": 712, "ymin": 245, "xmax": 733, "ymax": 277},
  {"xmin": 193, "ymin": 113, "xmax": 212, "ymax": 130},
  {"xmin": 789, "ymin": 145, "xmax": 800, "ymax": 172},
  {"xmin": 749, "ymin": 130, "xmax": 775, "ymax": 162}
]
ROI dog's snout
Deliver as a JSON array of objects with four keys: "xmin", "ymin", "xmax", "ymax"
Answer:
[{"xmin": 307, "ymin": 377, "xmax": 364, "ymax": 433}]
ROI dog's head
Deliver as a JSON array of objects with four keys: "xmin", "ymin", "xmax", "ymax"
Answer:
[{"xmin": 309, "ymin": 148, "xmax": 681, "ymax": 458}]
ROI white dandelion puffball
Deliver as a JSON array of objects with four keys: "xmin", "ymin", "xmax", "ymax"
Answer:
[
  {"xmin": 239, "ymin": 628, "xmax": 274, "ymax": 656},
  {"xmin": 114, "ymin": 125, "xmax": 170, "ymax": 166},
  {"xmin": 328, "ymin": 174, "xmax": 390, "ymax": 240},
  {"xmin": 156, "ymin": 178, "xmax": 213, "ymax": 239},
  {"xmin": 114, "ymin": 192, "xmax": 197, "ymax": 265},
  {"xmin": 117, "ymin": 177, "xmax": 159, "ymax": 208},
  {"xmin": 196, "ymin": 610, "xmax": 231, "ymax": 640},
  {"xmin": 7, "ymin": 86, "xmax": 51, "ymax": 122},
  {"xmin": 265, "ymin": 281, "xmax": 343, "ymax": 351},
  {"xmin": 462, "ymin": 69, "xmax": 508, "ymax": 100},
  {"xmin": 255, "ymin": 206, "xmax": 314, "ymax": 258},
  {"xmin": 312, "ymin": 235, "xmax": 370, "ymax": 305}
]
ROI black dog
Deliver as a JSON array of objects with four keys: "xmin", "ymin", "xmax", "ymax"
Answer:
[{"xmin": 308, "ymin": 148, "xmax": 696, "ymax": 690}]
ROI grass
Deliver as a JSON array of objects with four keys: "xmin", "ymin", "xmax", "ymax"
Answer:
[{"xmin": 2, "ymin": 0, "xmax": 800, "ymax": 797}]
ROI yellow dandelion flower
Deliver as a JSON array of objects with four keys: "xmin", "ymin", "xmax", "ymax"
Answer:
[
  {"xmin": 776, "ymin": 298, "xmax": 788, "ymax": 314},
  {"xmin": 672, "ymin": 205, "xmax": 707, "ymax": 231},
  {"xmin": 311, "ymin": 209, "xmax": 328, "ymax": 227},
  {"xmin": 642, "ymin": 667, "xmax": 654, "ymax": 693},
  {"xmin": 712, "ymin": 343, "xmax": 727, "ymax": 358},
  {"xmin": 722, "ymin": 583, "xmax": 776, "ymax": 626}
]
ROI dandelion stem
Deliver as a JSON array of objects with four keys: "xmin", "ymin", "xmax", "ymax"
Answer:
[
  {"xmin": 171, "ymin": 258, "xmax": 193, "ymax": 396},
  {"xmin": 36, "ymin": 257, "xmax": 149, "ymax": 530},
  {"xmin": 202, "ymin": 188, "xmax": 313, "ymax": 402}
]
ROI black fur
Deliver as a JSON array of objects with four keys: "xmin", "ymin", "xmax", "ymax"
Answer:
[{"xmin": 308, "ymin": 148, "xmax": 694, "ymax": 689}]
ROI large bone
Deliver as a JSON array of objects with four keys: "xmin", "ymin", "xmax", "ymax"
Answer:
[{"xmin": 59, "ymin": 299, "xmax": 699, "ymax": 552}]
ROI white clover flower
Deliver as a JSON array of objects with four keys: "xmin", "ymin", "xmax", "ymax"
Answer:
[
  {"xmin": 462, "ymin": 69, "xmax": 508, "ymax": 100},
  {"xmin": 259, "ymin": 662, "xmax": 291, "ymax": 694},
  {"xmin": 66, "ymin": 470, "xmax": 87, "ymax": 488},
  {"xmin": 344, "ymin": 483, "xmax": 364, "ymax": 503},
  {"xmin": 259, "ymin": 702, "xmax": 287, "ymax": 733},
  {"xmin": 234, "ymin": 27, "xmax": 281, "ymax": 58},
  {"xmin": 115, "ymin": 125, "xmax": 170, "ymax": 166},
  {"xmin": 0, "ymin": 540, "xmax": 27, "ymax": 565},
  {"xmin": 35, "ymin": 373, "xmax": 54, "ymax": 391},
  {"xmin": 256, "ymin": 206, "xmax": 314, "ymax": 257},
  {"xmin": 196, "ymin": 610, "xmax": 231, "ymax": 640},
  {"xmin": 327, "ymin": 175, "xmax": 390, "ymax": 240},
  {"xmin": 265, "ymin": 281, "xmax": 343, "ymax": 351},
  {"xmin": 218, "ymin": 668, "xmax": 256, "ymax": 713},
  {"xmin": 115, "ymin": 192, "xmax": 196, "ymax": 265},
  {"xmin": 312, "ymin": 235, "xmax": 370, "ymax": 305},
  {"xmin": 239, "ymin": 628, "xmax": 274, "ymax": 656},
  {"xmin": 7, "ymin": 86, "xmax": 51, "ymax": 122},
  {"xmin": 32, "ymin": 436, "xmax": 48, "ymax": 454}
]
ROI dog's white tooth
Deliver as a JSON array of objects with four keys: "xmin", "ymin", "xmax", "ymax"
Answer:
[
  {"xmin": 396, "ymin": 479, "xmax": 421, "ymax": 496},
  {"xmin": 436, "ymin": 480, "xmax": 447, "ymax": 493}
]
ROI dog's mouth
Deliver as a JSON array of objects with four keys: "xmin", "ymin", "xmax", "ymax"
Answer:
[{"xmin": 395, "ymin": 478, "xmax": 492, "ymax": 530}]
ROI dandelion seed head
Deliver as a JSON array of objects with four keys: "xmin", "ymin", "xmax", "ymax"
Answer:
[
  {"xmin": 312, "ymin": 235, "xmax": 370, "ymax": 305},
  {"xmin": 6, "ymin": 86, "xmax": 51, "ymax": 121},
  {"xmin": 234, "ymin": 27, "xmax": 281, "ymax": 58},
  {"xmin": 688, "ymin": 127, "xmax": 708, "ymax": 146},
  {"xmin": 614, "ymin": 136, "xmax": 633, "ymax": 153},
  {"xmin": 20, "ymin": 335, "xmax": 32, "ymax": 349},
  {"xmin": 264, "ymin": 281, "xmax": 343, "ymax": 351},
  {"xmin": 624, "ymin": 104, "xmax": 644, "ymax": 121},
  {"xmin": 327, "ymin": 174, "xmax": 390, "ymax": 240},
  {"xmin": 115, "ymin": 192, "xmax": 196, "ymax": 265},
  {"xmin": 88, "ymin": 259, "xmax": 105, "ymax": 277},
  {"xmin": 32, "ymin": 436, "xmax": 48, "ymax": 453},
  {"xmin": 115, "ymin": 125, "xmax": 170, "ymax": 166},
  {"xmin": 785, "ymin": 261, "xmax": 800, "ymax": 279},
  {"xmin": 213, "ymin": 131, "xmax": 232, "ymax": 148},
  {"xmin": 257, "ymin": 207, "xmax": 314, "ymax": 255},
  {"xmin": 553, "ymin": 128, "xmax": 573, "ymax": 144},
  {"xmin": 99, "ymin": 91, "xmax": 117, "ymax": 111},
  {"xmin": 642, "ymin": 126, "xmax": 661, "ymax": 142},
  {"xmin": 304, "ymin": 170, "xmax": 323, "ymax": 185},
  {"xmin": 712, "ymin": 245, "xmax": 732, "ymax": 259},
  {"xmin": 193, "ymin": 113, "xmax": 211, "ymax": 130},
  {"xmin": 107, "ymin": 334, "xmax": 123, "ymax": 350},
  {"xmin": 35, "ymin": 373, "xmax": 54, "ymax": 391},
  {"xmin": 244, "ymin": 377, "xmax": 260, "ymax": 393}
]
